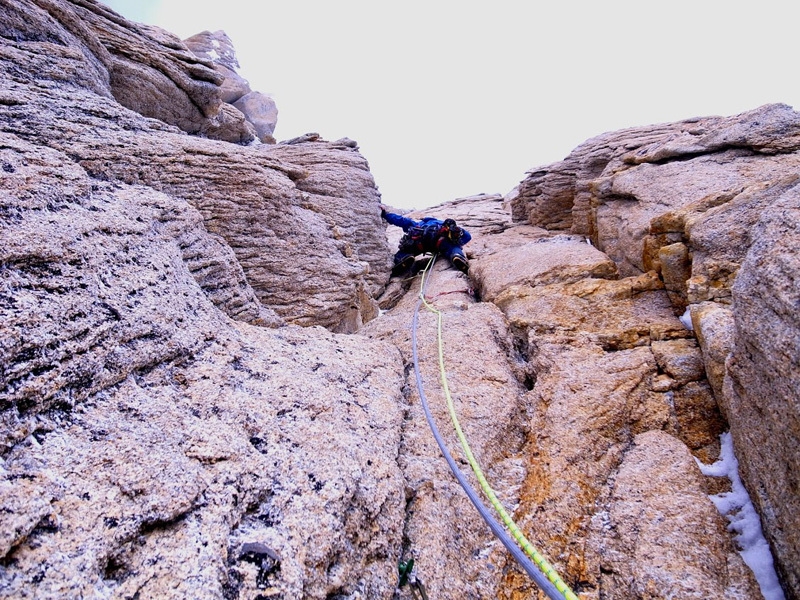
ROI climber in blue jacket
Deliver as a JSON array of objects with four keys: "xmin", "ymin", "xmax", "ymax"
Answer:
[{"xmin": 381, "ymin": 205, "xmax": 471, "ymax": 276}]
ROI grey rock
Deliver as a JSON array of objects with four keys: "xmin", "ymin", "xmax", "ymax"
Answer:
[
  {"xmin": 183, "ymin": 30, "xmax": 252, "ymax": 104},
  {"xmin": 1, "ymin": 2, "xmax": 797, "ymax": 599},
  {"xmin": 233, "ymin": 91, "xmax": 278, "ymax": 143},
  {"xmin": 726, "ymin": 185, "xmax": 800, "ymax": 596},
  {"xmin": 183, "ymin": 30, "xmax": 278, "ymax": 143}
]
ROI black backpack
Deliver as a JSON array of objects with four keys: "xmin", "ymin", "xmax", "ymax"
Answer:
[{"xmin": 400, "ymin": 222, "xmax": 443, "ymax": 254}]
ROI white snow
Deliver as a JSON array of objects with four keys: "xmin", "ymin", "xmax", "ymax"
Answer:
[
  {"xmin": 679, "ymin": 306, "xmax": 694, "ymax": 330},
  {"xmin": 207, "ymin": 48, "xmax": 220, "ymax": 61},
  {"xmin": 696, "ymin": 432, "xmax": 786, "ymax": 600}
]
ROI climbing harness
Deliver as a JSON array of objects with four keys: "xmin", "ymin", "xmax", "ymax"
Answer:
[{"xmin": 411, "ymin": 254, "xmax": 578, "ymax": 600}]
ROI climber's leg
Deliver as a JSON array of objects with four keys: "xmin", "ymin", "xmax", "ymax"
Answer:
[
  {"xmin": 392, "ymin": 252, "xmax": 416, "ymax": 276},
  {"xmin": 441, "ymin": 242, "xmax": 469, "ymax": 273}
]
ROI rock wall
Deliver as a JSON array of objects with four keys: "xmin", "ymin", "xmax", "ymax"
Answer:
[
  {"xmin": 2, "ymin": 2, "xmax": 403, "ymax": 597},
  {"xmin": 507, "ymin": 106, "xmax": 800, "ymax": 598},
  {"xmin": 1, "ymin": 1, "xmax": 798, "ymax": 599},
  {"xmin": 365, "ymin": 195, "xmax": 761, "ymax": 599},
  {"xmin": 0, "ymin": 0, "xmax": 391, "ymax": 333}
]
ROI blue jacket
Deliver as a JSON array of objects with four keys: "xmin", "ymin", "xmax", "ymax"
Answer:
[{"xmin": 383, "ymin": 212, "xmax": 472, "ymax": 246}]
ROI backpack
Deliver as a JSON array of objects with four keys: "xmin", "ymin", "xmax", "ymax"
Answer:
[{"xmin": 400, "ymin": 221, "xmax": 444, "ymax": 254}]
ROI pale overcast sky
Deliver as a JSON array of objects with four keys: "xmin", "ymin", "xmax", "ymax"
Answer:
[{"xmin": 101, "ymin": 1, "xmax": 797, "ymax": 210}]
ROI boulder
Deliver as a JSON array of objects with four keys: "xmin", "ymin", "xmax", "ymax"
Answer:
[
  {"xmin": 183, "ymin": 30, "xmax": 252, "ymax": 104},
  {"xmin": 233, "ymin": 90, "xmax": 278, "ymax": 143},
  {"xmin": 182, "ymin": 30, "xmax": 278, "ymax": 144},
  {"xmin": 15, "ymin": 0, "xmax": 257, "ymax": 143}
]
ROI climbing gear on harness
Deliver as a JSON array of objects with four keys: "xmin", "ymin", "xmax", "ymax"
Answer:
[
  {"xmin": 398, "ymin": 559, "xmax": 429, "ymax": 600},
  {"xmin": 411, "ymin": 254, "xmax": 577, "ymax": 600}
]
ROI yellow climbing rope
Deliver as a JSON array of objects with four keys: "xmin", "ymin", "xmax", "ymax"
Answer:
[{"xmin": 418, "ymin": 257, "xmax": 579, "ymax": 600}]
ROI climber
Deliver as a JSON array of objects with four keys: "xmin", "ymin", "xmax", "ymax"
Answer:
[{"xmin": 380, "ymin": 205, "xmax": 471, "ymax": 276}]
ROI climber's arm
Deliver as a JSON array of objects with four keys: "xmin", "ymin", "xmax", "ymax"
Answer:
[{"xmin": 382, "ymin": 211, "xmax": 418, "ymax": 232}]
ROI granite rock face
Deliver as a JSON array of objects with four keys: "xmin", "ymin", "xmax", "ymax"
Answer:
[
  {"xmin": 366, "ymin": 195, "xmax": 760, "ymax": 599},
  {"xmin": 2, "ymin": 3, "xmax": 402, "ymax": 596},
  {"xmin": 1, "ymin": 2, "xmax": 798, "ymax": 600},
  {"xmin": 0, "ymin": 129, "xmax": 407, "ymax": 598},
  {"xmin": 1, "ymin": 0, "xmax": 389, "ymax": 333},
  {"xmin": 725, "ymin": 186, "xmax": 800, "ymax": 596},
  {"xmin": 506, "ymin": 104, "xmax": 800, "ymax": 598}
]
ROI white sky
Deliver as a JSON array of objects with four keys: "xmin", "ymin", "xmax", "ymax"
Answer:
[{"xmin": 101, "ymin": 1, "xmax": 798, "ymax": 209}]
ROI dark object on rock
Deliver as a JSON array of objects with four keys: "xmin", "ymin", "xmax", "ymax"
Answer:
[{"xmin": 239, "ymin": 542, "xmax": 281, "ymax": 589}]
